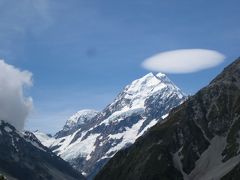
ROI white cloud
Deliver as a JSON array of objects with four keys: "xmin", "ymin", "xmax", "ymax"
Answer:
[
  {"xmin": 142, "ymin": 49, "xmax": 225, "ymax": 73},
  {"xmin": 0, "ymin": 60, "xmax": 33, "ymax": 130}
]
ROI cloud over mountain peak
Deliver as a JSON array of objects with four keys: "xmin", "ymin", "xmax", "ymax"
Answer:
[{"xmin": 0, "ymin": 60, "xmax": 33, "ymax": 130}]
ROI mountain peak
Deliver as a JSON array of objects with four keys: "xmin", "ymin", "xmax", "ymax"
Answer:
[
  {"xmin": 124, "ymin": 72, "xmax": 169, "ymax": 95},
  {"xmin": 95, "ymin": 57, "xmax": 240, "ymax": 180},
  {"xmin": 35, "ymin": 72, "xmax": 186, "ymax": 178},
  {"xmin": 117, "ymin": 72, "xmax": 184, "ymax": 110},
  {"xmin": 63, "ymin": 109, "xmax": 99, "ymax": 131},
  {"xmin": 135, "ymin": 72, "xmax": 167, "ymax": 81},
  {"xmin": 144, "ymin": 72, "xmax": 155, "ymax": 77}
]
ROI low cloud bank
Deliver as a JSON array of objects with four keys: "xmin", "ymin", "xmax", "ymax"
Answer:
[
  {"xmin": 142, "ymin": 49, "xmax": 225, "ymax": 73},
  {"xmin": 0, "ymin": 60, "xmax": 33, "ymax": 130}
]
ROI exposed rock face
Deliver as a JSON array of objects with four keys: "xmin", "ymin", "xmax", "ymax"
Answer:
[
  {"xmin": 0, "ymin": 120, "xmax": 85, "ymax": 180},
  {"xmin": 35, "ymin": 72, "xmax": 186, "ymax": 179},
  {"xmin": 95, "ymin": 58, "xmax": 240, "ymax": 180}
]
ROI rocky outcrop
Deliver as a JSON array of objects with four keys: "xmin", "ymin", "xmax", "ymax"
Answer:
[{"xmin": 0, "ymin": 120, "xmax": 85, "ymax": 180}]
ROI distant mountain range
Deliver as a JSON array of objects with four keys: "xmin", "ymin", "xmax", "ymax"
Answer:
[
  {"xmin": 0, "ymin": 120, "xmax": 85, "ymax": 180},
  {"xmin": 95, "ymin": 58, "xmax": 240, "ymax": 180},
  {"xmin": 35, "ymin": 72, "xmax": 186, "ymax": 179}
]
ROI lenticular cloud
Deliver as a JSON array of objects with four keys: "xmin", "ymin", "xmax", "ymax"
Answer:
[
  {"xmin": 0, "ymin": 60, "xmax": 33, "ymax": 130},
  {"xmin": 142, "ymin": 49, "xmax": 225, "ymax": 74}
]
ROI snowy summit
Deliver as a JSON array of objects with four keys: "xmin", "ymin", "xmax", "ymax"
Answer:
[{"xmin": 35, "ymin": 72, "xmax": 186, "ymax": 179}]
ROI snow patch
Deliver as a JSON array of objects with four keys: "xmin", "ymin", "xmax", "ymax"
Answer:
[
  {"xmin": 137, "ymin": 119, "xmax": 158, "ymax": 137},
  {"xmin": 106, "ymin": 119, "xmax": 145, "ymax": 156},
  {"xmin": 34, "ymin": 131, "xmax": 55, "ymax": 147},
  {"xmin": 100, "ymin": 108, "xmax": 143, "ymax": 125},
  {"xmin": 64, "ymin": 109, "xmax": 98, "ymax": 130},
  {"xmin": 4, "ymin": 126, "xmax": 12, "ymax": 133},
  {"xmin": 161, "ymin": 113, "xmax": 169, "ymax": 119},
  {"xmin": 52, "ymin": 129, "xmax": 82, "ymax": 153},
  {"xmin": 60, "ymin": 133, "xmax": 100, "ymax": 161}
]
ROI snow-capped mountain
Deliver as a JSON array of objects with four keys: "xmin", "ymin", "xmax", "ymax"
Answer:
[
  {"xmin": 95, "ymin": 58, "xmax": 240, "ymax": 180},
  {"xmin": 55, "ymin": 109, "xmax": 99, "ymax": 137},
  {"xmin": 64, "ymin": 110, "xmax": 99, "ymax": 130},
  {"xmin": 35, "ymin": 72, "xmax": 186, "ymax": 179},
  {"xmin": 0, "ymin": 120, "xmax": 85, "ymax": 180}
]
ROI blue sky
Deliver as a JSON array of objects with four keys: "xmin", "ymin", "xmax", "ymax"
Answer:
[{"xmin": 0, "ymin": 0, "xmax": 239, "ymax": 133}]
